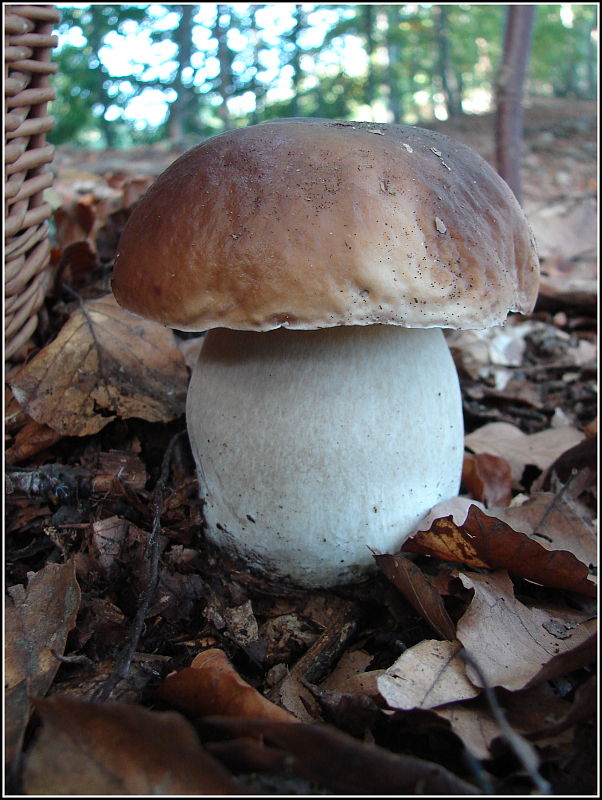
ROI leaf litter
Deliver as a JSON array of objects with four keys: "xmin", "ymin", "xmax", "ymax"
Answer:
[{"xmin": 5, "ymin": 102, "xmax": 598, "ymax": 795}]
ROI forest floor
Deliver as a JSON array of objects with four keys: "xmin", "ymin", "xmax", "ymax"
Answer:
[{"xmin": 5, "ymin": 97, "xmax": 598, "ymax": 795}]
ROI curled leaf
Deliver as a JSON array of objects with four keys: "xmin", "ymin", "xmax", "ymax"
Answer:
[
  {"xmin": 403, "ymin": 504, "xmax": 596, "ymax": 597},
  {"xmin": 156, "ymin": 648, "xmax": 296, "ymax": 723},
  {"xmin": 373, "ymin": 553, "xmax": 456, "ymax": 640}
]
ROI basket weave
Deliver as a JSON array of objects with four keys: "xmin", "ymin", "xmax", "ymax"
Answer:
[{"xmin": 5, "ymin": 4, "xmax": 60, "ymax": 362}]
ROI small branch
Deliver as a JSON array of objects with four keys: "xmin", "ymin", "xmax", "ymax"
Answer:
[
  {"xmin": 531, "ymin": 469, "xmax": 578, "ymax": 536},
  {"xmin": 459, "ymin": 649, "xmax": 551, "ymax": 794},
  {"xmin": 92, "ymin": 432, "xmax": 184, "ymax": 701}
]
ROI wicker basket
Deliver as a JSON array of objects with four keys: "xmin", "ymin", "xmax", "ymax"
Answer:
[{"xmin": 5, "ymin": 4, "xmax": 60, "ymax": 362}]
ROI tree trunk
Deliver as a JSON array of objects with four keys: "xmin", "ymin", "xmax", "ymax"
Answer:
[
  {"xmin": 87, "ymin": 6, "xmax": 118, "ymax": 147},
  {"xmin": 494, "ymin": 5, "xmax": 536, "ymax": 203},
  {"xmin": 362, "ymin": 5, "xmax": 377, "ymax": 113},
  {"xmin": 249, "ymin": 5, "xmax": 266, "ymax": 124},
  {"xmin": 435, "ymin": 5, "xmax": 462, "ymax": 119},
  {"xmin": 385, "ymin": 6, "xmax": 402, "ymax": 123},
  {"xmin": 289, "ymin": 4, "xmax": 305, "ymax": 117},
  {"xmin": 213, "ymin": 4, "xmax": 233, "ymax": 130},
  {"xmin": 167, "ymin": 5, "xmax": 197, "ymax": 142}
]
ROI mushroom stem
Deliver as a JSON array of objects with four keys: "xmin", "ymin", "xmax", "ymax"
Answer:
[{"xmin": 187, "ymin": 325, "xmax": 463, "ymax": 587}]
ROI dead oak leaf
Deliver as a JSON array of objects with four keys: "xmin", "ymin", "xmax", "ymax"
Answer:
[
  {"xmin": 402, "ymin": 504, "xmax": 596, "ymax": 598},
  {"xmin": 10, "ymin": 293, "xmax": 188, "ymax": 437},
  {"xmin": 456, "ymin": 571, "xmax": 597, "ymax": 692}
]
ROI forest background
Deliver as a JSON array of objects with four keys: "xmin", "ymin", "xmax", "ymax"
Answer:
[{"xmin": 49, "ymin": 3, "xmax": 598, "ymax": 150}]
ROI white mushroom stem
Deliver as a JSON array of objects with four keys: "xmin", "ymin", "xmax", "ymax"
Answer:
[{"xmin": 186, "ymin": 325, "xmax": 463, "ymax": 588}]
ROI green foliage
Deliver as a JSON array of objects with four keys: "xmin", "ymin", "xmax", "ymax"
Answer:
[{"xmin": 48, "ymin": 3, "xmax": 598, "ymax": 148}]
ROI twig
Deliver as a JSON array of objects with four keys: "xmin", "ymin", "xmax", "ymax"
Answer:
[
  {"xmin": 459, "ymin": 649, "xmax": 551, "ymax": 794},
  {"xmin": 291, "ymin": 600, "xmax": 362, "ymax": 685},
  {"xmin": 531, "ymin": 468, "xmax": 578, "ymax": 537},
  {"xmin": 92, "ymin": 431, "xmax": 184, "ymax": 701}
]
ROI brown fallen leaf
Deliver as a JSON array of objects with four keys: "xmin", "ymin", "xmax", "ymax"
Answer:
[
  {"xmin": 435, "ymin": 681, "xmax": 574, "ymax": 760},
  {"xmin": 373, "ymin": 552, "xmax": 456, "ymax": 640},
  {"xmin": 201, "ymin": 717, "xmax": 479, "ymax": 795},
  {"xmin": 156, "ymin": 648, "xmax": 297, "ymax": 723},
  {"xmin": 5, "ymin": 418, "xmax": 62, "ymax": 464},
  {"xmin": 23, "ymin": 696, "xmax": 244, "ymax": 795},
  {"xmin": 403, "ymin": 504, "xmax": 596, "ymax": 597},
  {"xmin": 5, "ymin": 560, "xmax": 81, "ymax": 765},
  {"xmin": 462, "ymin": 451, "xmax": 513, "ymax": 508},
  {"xmin": 319, "ymin": 650, "xmax": 383, "ymax": 697},
  {"xmin": 456, "ymin": 570, "xmax": 597, "ymax": 691},
  {"xmin": 10, "ymin": 293, "xmax": 188, "ymax": 437},
  {"xmin": 464, "ymin": 422, "xmax": 585, "ymax": 484},
  {"xmin": 376, "ymin": 639, "xmax": 480, "ymax": 711},
  {"xmin": 492, "ymin": 492, "xmax": 597, "ymax": 577}
]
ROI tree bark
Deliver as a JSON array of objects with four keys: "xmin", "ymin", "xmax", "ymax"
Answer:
[
  {"xmin": 167, "ymin": 5, "xmax": 197, "ymax": 142},
  {"xmin": 494, "ymin": 5, "xmax": 536, "ymax": 203},
  {"xmin": 213, "ymin": 4, "xmax": 233, "ymax": 130},
  {"xmin": 435, "ymin": 5, "xmax": 462, "ymax": 119},
  {"xmin": 289, "ymin": 4, "xmax": 306, "ymax": 117}
]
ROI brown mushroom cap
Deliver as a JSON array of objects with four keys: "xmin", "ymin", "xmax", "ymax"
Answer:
[{"xmin": 112, "ymin": 119, "xmax": 539, "ymax": 332}]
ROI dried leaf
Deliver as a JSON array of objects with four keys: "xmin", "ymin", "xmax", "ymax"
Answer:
[
  {"xmin": 5, "ymin": 419, "xmax": 62, "ymax": 464},
  {"xmin": 202, "ymin": 717, "xmax": 479, "ymax": 795},
  {"xmin": 374, "ymin": 553, "xmax": 456, "ymax": 640},
  {"xmin": 492, "ymin": 492, "xmax": 597, "ymax": 576},
  {"xmin": 10, "ymin": 294, "xmax": 188, "ymax": 437},
  {"xmin": 156, "ymin": 648, "xmax": 296, "ymax": 723},
  {"xmin": 320, "ymin": 650, "xmax": 383, "ymax": 696},
  {"xmin": 5, "ymin": 560, "xmax": 81, "ymax": 764},
  {"xmin": 435, "ymin": 682, "xmax": 574, "ymax": 760},
  {"xmin": 23, "ymin": 696, "xmax": 243, "ymax": 795},
  {"xmin": 377, "ymin": 639, "xmax": 480, "ymax": 710},
  {"xmin": 403, "ymin": 504, "xmax": 596, "ymax": 597},
  {"xmin": 456, "ymin": 571, "xmax": 597, "ymax": 691},
  {"xmin": 462, "ymin": 452, "xmax": 513, "ymax": 508},
  {"xmin": 464, "ymin": 422, "xmax": 585, "ymax": 483}
]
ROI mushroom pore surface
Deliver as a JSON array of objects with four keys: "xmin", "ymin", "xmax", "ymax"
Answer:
[{"xmin": 187, "ymin": 325, "xmax": 463, "ymax": 588}]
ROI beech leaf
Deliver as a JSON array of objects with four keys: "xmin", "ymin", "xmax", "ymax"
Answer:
[
  {"xmin": 491, "ymin": 492, "xmax": 597, "ymax": 579},
  {"xmin": 377, "ymin": 639, "xmax": 480, "ymax": 710},
  {"xmin": 464, "ymin": 422, "xmax": 585, "ymax": 484},
  {"xmin": 456, "ymin": 571, "xmax": 597, "ymax": 691},
  {"xmin": 156, "ymin": 648, "xmax": 297, "ymax": 723},
  {"xmin": 5, "ymin": 560, "xmax": 81, "ymax": 765},
  {"xmin": 23, "ymin": 696, "xmax": 243, "ymax": 795},
  {"xmin": 403, "ymin": 503, "xmax": 596, "ymax": 597},
  {"xmin": 373, "ymin": 553, "xmax": 456, "ymax": 640},
  {"xmin": 10, "ymin": 294, "xmax": 188, "ymax": 437}
]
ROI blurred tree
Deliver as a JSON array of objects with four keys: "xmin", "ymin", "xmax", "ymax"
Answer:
[
  {"xmin": 48, "ymin": 3, "xmax": 598, "ymax": 147},
  {"xmin": 530, "ymin": 4, "xmax": 598, "ymax": 99},
  {"xmin": 495, "ymin": 4, "xmax": 536, "ymax": 203},
  {"xmin": 434, "ymin": 5, "xmax": 462, "ymax": 118},
  {"xmin": 50, "ymin": 4, "xmax": 149, "ymax": 146},
  {"xmin": 212, "ymin": 4, "xmax": 235, "ymax": 130},
  {"xmin": 165, "ymin": 5, "xmax": 198, "ymax": 141}
]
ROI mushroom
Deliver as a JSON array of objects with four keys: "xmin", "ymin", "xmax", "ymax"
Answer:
[{"xmin": 112, "ymin": 119, "xmax": 539, "ymax": 588}]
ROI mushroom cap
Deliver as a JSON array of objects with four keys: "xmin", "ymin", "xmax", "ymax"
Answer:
[{"xmin": 112, "ymin": 119, "xmax": 539, "ymax": 332}]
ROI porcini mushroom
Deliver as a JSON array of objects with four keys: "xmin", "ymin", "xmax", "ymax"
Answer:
[{"xmin": 112, "ymin": 119, "xmax": 539, "ymax": 588}]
